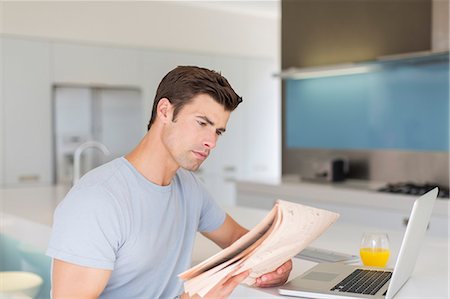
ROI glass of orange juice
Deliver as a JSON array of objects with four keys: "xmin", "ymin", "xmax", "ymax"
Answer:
[{"xmin": 360, "ymin": 232, "xmax": 390, "ymax": 268}]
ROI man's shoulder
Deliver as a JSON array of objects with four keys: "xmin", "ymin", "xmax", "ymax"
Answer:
[
  {"xmin": 77, "ymin": 157, "xmax": 126, "ymax": 187},
  {"xmin": 60, "ymin": 158, "xmax": 131, "ymax": 207}
]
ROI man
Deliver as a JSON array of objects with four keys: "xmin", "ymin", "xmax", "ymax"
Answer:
[{"xmin": 47, "ymin": 66, "xmax": 292, "ymax": 298}]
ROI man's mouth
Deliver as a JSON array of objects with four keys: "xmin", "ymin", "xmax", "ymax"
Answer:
[{"xmin": 192, "ymin": 150, "xmax": 208, "ymax": 160}]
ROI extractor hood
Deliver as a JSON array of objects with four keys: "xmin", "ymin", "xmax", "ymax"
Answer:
[{"xmin": 276, "ymin": 50, "xmax": 449, "ymax": 80}]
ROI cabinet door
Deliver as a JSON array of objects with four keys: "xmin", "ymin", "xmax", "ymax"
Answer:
[
  {"xmin": 241, "ymin": 58, "xmax": 281, "ymax": 180},
  {"xmin": 0, "ymin": 38, "xmax": 4, "ymax": 185},
  {"xmin": 53, "ymin": 42, "xmax": 140, "ymax": 86},
  {"xmin": 2, "ymin": 38, "xmax": 52, "ymax": 185}
]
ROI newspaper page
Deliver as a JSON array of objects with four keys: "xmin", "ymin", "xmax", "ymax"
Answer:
[{"xmin": 180, "ymin": 199, "xmax": 339, "ymax": 297}]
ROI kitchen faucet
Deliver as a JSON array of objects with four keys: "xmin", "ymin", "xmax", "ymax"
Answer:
[{"xmin": 73, "ymin": 141, "xmax": 111, "ymax": 185}]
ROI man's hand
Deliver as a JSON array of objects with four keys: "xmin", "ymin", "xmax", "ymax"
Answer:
[
  {"xmin": 181, "ymin": 269, "xmax": 250, "ymax": 299},
  {"xmin": 254, "ymin": 259, "xmax": 293, "ymax": 288}
]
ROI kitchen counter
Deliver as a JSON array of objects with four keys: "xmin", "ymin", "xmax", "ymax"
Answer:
[
  {"xmin": 1, "ymin": 185, "xmax": 449, "ymax": 298},
  {"xmin": 237, "ymin": 176, "xmax": 449, "ymax": 216},
  {"xmin": 236, "ymin": 177, "xmax": 449, "ymax": 237}
]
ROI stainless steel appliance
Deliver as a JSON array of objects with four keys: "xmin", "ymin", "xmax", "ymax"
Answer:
[{"xmin": 377, "ymin": 182, "xmax": 449, "ymax": 199}]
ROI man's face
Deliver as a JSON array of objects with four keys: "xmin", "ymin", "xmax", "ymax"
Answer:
[{"xmin": 162, "ymin": 94, "xmax": 231, "ymax": 171}]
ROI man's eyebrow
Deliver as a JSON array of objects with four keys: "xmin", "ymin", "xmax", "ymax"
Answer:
[{"xmin": 197, "ymin": 116, "xmax": 226, "ymax": 133}]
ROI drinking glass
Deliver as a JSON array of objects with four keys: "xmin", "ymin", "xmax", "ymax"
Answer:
[{"xmin": 360, "ymin": 232, "xmax": 390, "ymax": 267}]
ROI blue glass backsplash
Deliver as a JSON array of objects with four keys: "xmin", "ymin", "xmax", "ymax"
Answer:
[{"xmin": 285, "ymin": 60, "xmax": 449, "ymax": 152}]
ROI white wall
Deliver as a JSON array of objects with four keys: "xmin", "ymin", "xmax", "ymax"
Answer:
[{"xmin": 0, "ymin": 1, "xmax": 279, "ymax": 59}]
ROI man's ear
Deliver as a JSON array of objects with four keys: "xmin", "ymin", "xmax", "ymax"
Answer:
[{"xmin": 156, "ymin": 98, "xmax": 173, "ymax": 123}]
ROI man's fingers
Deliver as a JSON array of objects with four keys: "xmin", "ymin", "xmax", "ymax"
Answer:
[
  {"xmin": 255, "ymin": 260, "xmax": 292, "ymax": 287},
  {"xmin": 255, "ymin": 275, "xmax": 288, "ymax": 288},
  {"xmin": 257, "ymin": 260, "xmax": 292, "ymax": 282},
  {"xmin": 276, "ymin": 260, "xmax": 293, "ymax": 274},
  {"xmin": 225, "ymin": 269, "xmax": 250, "ymax": 286},
  {"xmin": 255, "ymin": 274, "xmax": 285, "ymax": 285},
  {"xmin": 205, "ymin": 268, "xmax": 250, "ymax": 298},
  {"xmin": 222, "ymin": 270, "xmax": 250, "ymax": 293},
  {"xmin": 217, "ymin": 265, "xmax": 243, "ymax": 286}
]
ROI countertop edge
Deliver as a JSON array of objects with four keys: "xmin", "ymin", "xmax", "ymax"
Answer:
[{"xmin": 236, "ymin": 180, "xmax": 449, "ymax": 217}]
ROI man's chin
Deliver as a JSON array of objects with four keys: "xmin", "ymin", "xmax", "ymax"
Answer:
[{"xmin": 180, "ymin": 162, "xmax": 202, "ymax": 172}]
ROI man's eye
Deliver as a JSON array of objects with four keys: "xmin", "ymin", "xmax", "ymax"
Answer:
[
  {"xmin": 197, "ymin": 121, "xmax": 207, "ymax": 126},
  {"xmin": 216, "ymin": 130, "xmax": 223, "ymax": 136}
]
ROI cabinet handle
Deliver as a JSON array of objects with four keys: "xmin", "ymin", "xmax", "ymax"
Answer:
[
  {"xmin": 223, "ymin": 166, "xmax": 236, "ymax": 172},
  {"xmin": 18, "ymin": 174, "xmax": 40, "ymax": 183}
]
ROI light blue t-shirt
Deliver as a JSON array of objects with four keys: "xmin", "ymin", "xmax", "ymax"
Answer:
[{"xmin": 46, "ymin": 157, "xmax": 226, "ymax": 298}]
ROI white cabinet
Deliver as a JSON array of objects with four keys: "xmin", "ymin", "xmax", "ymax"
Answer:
[
  {"xmin": 52, "ymin": 42, "xmax": 141, "ymax": 86},
  {"xmin": 2, "ymin": 37, "xmax": 52, "ymax": 185},
  {"xmin": 241, "ymin": 58, "xmax": 280, "ymax": 181},
  {"xmin": 0, "ymin": 38, "xmax": 4, "ymax": 185},
  {"xmin": 53, "ymin": 86, "xmax": 145, "ymax": 184},
  {"xmin": 1, "ymin": 36, "xmax": 281, "ymax": 193}
]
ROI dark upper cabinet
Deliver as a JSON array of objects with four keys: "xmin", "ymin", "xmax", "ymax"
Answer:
[{"xmin": 281, "ymin": 0, "xmax": 432, "ymax": 69}]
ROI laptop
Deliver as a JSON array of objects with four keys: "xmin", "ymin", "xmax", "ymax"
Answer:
[{"xmin": 279, "ymin": 187, "xmax": 438, "ymax": 299}]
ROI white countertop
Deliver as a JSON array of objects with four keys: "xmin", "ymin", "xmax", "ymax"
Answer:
[
  {"xmin": 1, "ymin": 185, "xmax": 449, "ymax": 298},
  {"xmin": 236, "ymin": 177, "xmax": 449, "ymax": 217}
]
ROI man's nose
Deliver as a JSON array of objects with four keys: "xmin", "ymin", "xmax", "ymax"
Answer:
[{"xmin": 202, "ymin": 131, "xmax": 217, "ymax": 150}]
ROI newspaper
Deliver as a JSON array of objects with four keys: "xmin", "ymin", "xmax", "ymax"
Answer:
[{"xmin": 179, "ymin": 199, "xmax": 340, "ymax": 297}]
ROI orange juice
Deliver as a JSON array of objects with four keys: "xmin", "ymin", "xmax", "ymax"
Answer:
[{"xmin": 360, "ymin": 248, "xmax": 390, "ymax": 267}]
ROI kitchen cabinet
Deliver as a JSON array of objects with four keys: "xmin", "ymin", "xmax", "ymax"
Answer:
[
  {"xmin": 53, "ymin": 86, "xmax": 145, "ymax": 184},
  {"xmin": 282, "ymin": 0, "xmax": 432, "ymax": 69},
  {"xmin": 2, "ymin": 37, "xmax": 52, "ymax": 185},
  {"xmin": 241, "ymin": 58, "xmax": 281, "ymax": 180},
  {"xmin": 432, "ymin": 0, "xmax": 449, "ymax": 51},
  {"xmin": 0, "ymin": 38, "xmax": 4, "ymax": 185},
  {"xmin": 1, "ymin": 36, "xmax": 280, "ymax": 197},
  {"xmin": 52, "ymin": 42, "xmax": 141, "ymax": 86}
]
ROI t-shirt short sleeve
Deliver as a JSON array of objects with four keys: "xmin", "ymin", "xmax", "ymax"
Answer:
[
  {"xmin": 46, "ymin": 186, "xmax": 124, "ymax": 270},
  {"xmin": 196, "ymin": 180, "xmax": 226, "ymax": 233}
]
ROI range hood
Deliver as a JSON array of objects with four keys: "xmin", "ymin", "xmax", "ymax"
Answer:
[
  {"xmin": 280, "ymin": 0, "xmax": 448, "ymax": 80},
  {"xmin": 276, "ymin": 50, "xmax": 449, "ymax": 80}
]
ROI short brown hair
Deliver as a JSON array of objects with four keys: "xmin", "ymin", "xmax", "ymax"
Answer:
[{"xmin": 147, "ymin": 66, "xmax": 242, "ymax": 130}]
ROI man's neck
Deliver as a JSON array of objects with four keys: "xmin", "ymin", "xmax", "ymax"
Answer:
[{"xmin": 125, "ymin": 128, "xmax": 178, "ymax": 186}]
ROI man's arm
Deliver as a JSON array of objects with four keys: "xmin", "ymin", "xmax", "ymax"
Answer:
[
  {"xmin": 202, "ymin": 214, "xmax": 248, "ymax": 249},
  {"xmin": 202, "ymin": 213, "xmax": 292, "ymax": 288},
  {"xmin": 52, "ymin": 259, "xmax": 112, "ymax": 299}
]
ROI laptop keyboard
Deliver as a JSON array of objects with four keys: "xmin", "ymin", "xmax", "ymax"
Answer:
[{"xmin": 330, "ymin": 269, "xmax": 392, "ymax": 295}]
